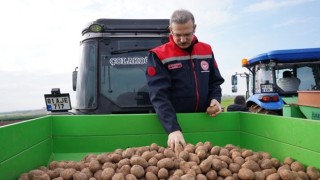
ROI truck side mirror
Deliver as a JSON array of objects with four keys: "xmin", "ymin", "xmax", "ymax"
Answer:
[
  {"xmin": 72, "ymin": 67, "xmax": 78, "ymax": 91},
  {"xmin": 231, "ymin": 75, "xmax": 237, "ymax": 85}
]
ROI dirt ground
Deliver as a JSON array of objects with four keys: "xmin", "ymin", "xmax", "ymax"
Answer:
[{"xmin": 0, "ymin": 120, "xmax": 25, "ymax": 126}]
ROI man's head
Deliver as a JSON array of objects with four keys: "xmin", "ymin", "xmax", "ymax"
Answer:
[
  {"xmin": 234, "ymin": 95, "xmax": 246, "ymax": 105},
  {"xmin": 283, "ymin": 71, "xmax": 292, "ymax": 78},
  {"xmin": 169, "ymin": 9, "xmax": 196, "ymax": 49}
]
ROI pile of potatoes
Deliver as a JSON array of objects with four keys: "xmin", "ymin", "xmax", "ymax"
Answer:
[{"xmin": 19, "ymin": 141, "xmax": 320, "ymax": 180}]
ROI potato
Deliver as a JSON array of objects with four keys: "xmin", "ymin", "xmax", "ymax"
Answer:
[
  {"xmin": 241, "ymin": 160, "xmax": 260, "ymax": 172},
  {"xmin": 218, "ymin": 168, "xmax": 232, "ymax": 178},
  {"xmin": 60, "ymin": 168, "xmax": 77, "ymax": 180},
  {"xmin": 179, "ymin": 150, "xmax": 189, "ymax": 161},
  {"xmin": 219, "ymin": 148, "xmax": 230, "ymax": 157},
  {"xmin": 189, "ymin": 153, "xmax": 200, "ymax": 164},
  {"xmin": 154, "ymin": 153, "xmax": 165, "ymax": 160},
  {"xmin": 184, "ymin": 144, "xmax": 196, "ymax": 153},
  {"xmin": 146, "ymin": 165, "xmax": 159, "ymax": 175},
  {"xmin": 173, "ymin": 169, "xmax": 184, "ymax": 177},
  {"xmin": 219, "ymin": 155, "xmax": 232, "ymax": 165},
  {"xmin": 89, "ymin": 160, "xmax": 101, "ymax": 173},
  {"xmin": 180, "ymin": 161, "xmax": 191, "ymax": 174},
  {"xmin": 197, "ymin": 149, "xmax": 207, "ymax": 160},
  {"xmin": 270, "ymin": 158, "xmax": 280, "ymax": 168},
  {"xmin": 278, "ymin": 169, "xmax": 294, "ymax": 180},
  {"xmin": 145, "ymin": 171, "xmax": 158, "ymax": 180},
  {"xmin": 117, "ymin": 158, "xmax": 130, "ymax": 168},
  {"xmin": 130, "ymin": 156, "xmax": 148, "ymax": 168},
  {"xmin": 210, "ymin": 146, "xmax": 221, "ymax": 155},
  {"xmin": 212, "ymin": 158, "xmax": 223, "ymax": 171},
  {"xmin": 125, "ymin": 174, "xmax": 137, "ymax": 180},
  {"xmin": 109, "ymin": 153, "xmax": 122, "ymax": 163},
  {"xmin": 122, "ymin": 148, "xmax": 135, "ymax": 159},
  {"xmin": 206, "ymin": 169, "xmax": 217, "ymax": 180},
  {"xmin": 254, "ymin": 171, "xmax": 265, "ymax": 180},
  {"xmin": 150, "ymin": 143, "xmax": 160, "ymax": 151},
  {"xmin": 206, "ymin": 105, "xmax": 219, "ymax": 116},
  {"xmin": 97, "ymin": 153, "xmax": 111, "ymax": 164},
  {"xmin": 233, "ymin": 156, "xmax": 245, "ymax": 165},
  {"xmin": 141, "ymin": 151, "xmax": 155, "ymax": 161},
  {"xmin": 196, "ymin": 174, "xmax": 207, "ymax": 180},
  {"xmin": 102, "ymin": 162, "xmax": 117, "ymax": 170},
  {"xmin": 118, "ymin": 164, "xmax": 131, "ymax": 176},
  {"xmin": 266, "ymin": 172, "xmax": 280, "ymax": 180},
  {"xmin": 306, "ymin": 166, "xmax": 320, "ymax": 180},
  {"xmin": 199, "ymin": 159, "xmax": 212, "ymax": 173},
  {"xmin": 18, "ymin": 173, "xmax": 29, "ymax": 180},
  {"xmin": 157, "ymin": 157, "xmax": 174, "ymax": 169},
  {"xmin": 28, "ymin": 170, "xmax": 50, "ymax": 180},
  {"xmin": 297, "ymin": 171, "xmax": 309, "ymax": 180},
  {"xmin": 158, "ymin": 168, "xmax": 169, "ymax": 179},
  {"xmin": 164, "ymin": 148, "xmax": 177, "ymax": 158},
  {"xmin": 191, "ymin": 165, "xmax": 202, "ymax": 174},
  {"xmin": 229, "ymin": 163, "xmax": 241, "ymax": 173},
  {"xmin": 238, "ymin": 168, "xmax": 254, "ymax": 180},
  {"xmin": 290, "ymin": 161, "xmax": 305, "ymax": 172},
  {"xmin": 101, "ymin": 167, "xmax": 115, "ymax": 180},
  {"xmin": 47, "ymin": 170, "xmax": 60, "ymax": 179},
  {"xmin": 112, "ymin": 173, "xmax": 125, "ymax": 180},
  {"xmin": 73, "ymin": 171, "xmax": 88, "ymax": 180},
  {"xmin": 81, "ymin": 168, "xmax": 93, "ymax": 178},
  {"xmin": 180, "ymin": 174, "xmax": 195, "ymax": 180},
  {"xmin": 130, "ymin": 165, "xmax": 145, "ymax": 179},
  {"xmin": 260, "ymin": 159, "xmax": 273, "ymax": 169},
  {"xmin": 148, "ymin": 157, "xmax": 158, "ymax": 166},
  {"xmin": 262, "ymin": 168, "xmax": 277, "ymax": 177},
  {"xmin": 241, "ymin": 149, "xmax": 253, "ymax": 158},
  {"xmin": 283, "ymin": 157, "xmax": 294, "ymax": 165}
]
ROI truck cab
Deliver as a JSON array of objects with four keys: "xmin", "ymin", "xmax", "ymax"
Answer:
[
  {"xmin": 73, "ymin": 19, "xmax": 169, "ymax": 114},
  {"xmin": 232, "ymin": 48, "xmax": 320, "ymax": 114}
]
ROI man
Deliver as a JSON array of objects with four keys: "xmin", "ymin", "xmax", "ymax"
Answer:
[
  {"xmin": 227, "ymin": 95, "xmax": 248, "ymax": 112},
  {"xmin": 278, "ymin": 71, "xmax": 301, "ymax": 92},
  {"xmin": 145, "ymin": 9, "xmax": 225, "ymax": 149}
]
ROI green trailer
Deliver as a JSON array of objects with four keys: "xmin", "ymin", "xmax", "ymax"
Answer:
[{"xmin": 1, "ymin": 112, "xmax": 320, "ymax": 179}]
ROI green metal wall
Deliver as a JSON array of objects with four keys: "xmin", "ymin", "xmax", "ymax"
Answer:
[{"xmin": 0, "ymin": 112, "xmax": 319, "ymax": 180}]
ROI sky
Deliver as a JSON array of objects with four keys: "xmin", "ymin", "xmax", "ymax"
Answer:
[{"xmin": 0, "ymin": 0, "xmax": 319, "ymax": 112}]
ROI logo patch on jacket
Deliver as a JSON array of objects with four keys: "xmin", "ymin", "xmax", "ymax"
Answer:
[
  {"xmin": 147, "ymin": 66, "xmax": 156, "ymax": 76},
  {"xmin": 201, "ymin": 61, "xmax": 209, "ymax": 72},
  {"xmin": 168, "ymin": 63, "xmax": 182, "ymax": 70}
]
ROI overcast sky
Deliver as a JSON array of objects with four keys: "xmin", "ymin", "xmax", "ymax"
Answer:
[{"xmin": 0, "ymin": 0, "xmax": 319, "ymax": 112}]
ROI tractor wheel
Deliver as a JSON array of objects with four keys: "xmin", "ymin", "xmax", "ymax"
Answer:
[{"xmin": 249, "ymin": 105, "xmax": 278, "ymax": 115}]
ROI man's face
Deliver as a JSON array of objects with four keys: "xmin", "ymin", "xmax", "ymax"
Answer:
[{"xmin": 170, "ymin": 20, "xmax": 196, "ymax": 49}]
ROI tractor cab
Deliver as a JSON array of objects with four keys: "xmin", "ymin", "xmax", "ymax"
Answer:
[{"xmin": 232, "ymin": 48, "xmax": 320, "ymax": 114}]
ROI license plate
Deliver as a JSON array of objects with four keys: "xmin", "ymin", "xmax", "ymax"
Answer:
[
  {"xmin": 261, "ymin": 84, "xmax": 274, "ymax": 93},
  {"xmin": 44, "ymin": 94, "xmax": 71, "ymax": 112}
]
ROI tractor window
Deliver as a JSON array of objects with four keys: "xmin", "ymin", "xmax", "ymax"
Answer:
[
  {"xmin": 254, "ymin": 66, "xmax": 274, "ymax": 93},
  {"xmin": 75, "ymin": 40, "xmax": 98, "ymax": 109},
  {"xmin": 99, "ymin": 38, "xmax": 165, "ymax": 108}
]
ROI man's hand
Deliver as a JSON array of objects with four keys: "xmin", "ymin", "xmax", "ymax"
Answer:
[
  {"xmin": 168, "ymin": 130, "xmax": 186, "ymax": 150},
  {"xmin": 208, "ymin": 99, "xmax": 222, "ymax": 116}
]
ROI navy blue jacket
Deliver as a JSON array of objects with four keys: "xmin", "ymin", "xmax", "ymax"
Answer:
[{"xmin": 146, "ymin": 35, "xmax": 224, "ymax": 134}]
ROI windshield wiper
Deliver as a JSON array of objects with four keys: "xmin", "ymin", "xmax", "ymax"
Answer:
[{"xmin": 111, "ymin": 48, "xmax": 151, "ymax": 55}]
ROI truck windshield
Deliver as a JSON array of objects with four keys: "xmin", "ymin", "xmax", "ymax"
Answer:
[
  {"xmin": 100, "ymin": 38, "xmax": 163, "ymax": 108},
  {"xmin": 75, "ymin": 40, "xmax": 98, "ymax": 109}
]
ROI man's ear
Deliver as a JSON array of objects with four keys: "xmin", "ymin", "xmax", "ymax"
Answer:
[
  {"xmin": 169, "ymin": 25, "xmax": 172, "ymax": 33},
  {"xmin": 193, "ymin": 24, "xmax": 197, "ymax": 33}
]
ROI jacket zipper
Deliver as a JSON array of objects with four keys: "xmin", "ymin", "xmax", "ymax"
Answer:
[{"xmin": 190, "ymin": 56, "xmax": 200, "ymax": 111}]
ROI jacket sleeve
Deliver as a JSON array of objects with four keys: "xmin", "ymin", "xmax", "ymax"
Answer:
[
  {"xmin": 209, "ymin": 53, "xmax": 225, "ymax": 103},
  {"xmin": 145, "ymin": 52, "xmax": 182, "ymax": 134}
]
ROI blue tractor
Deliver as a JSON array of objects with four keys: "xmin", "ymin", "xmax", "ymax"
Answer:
[{"xmin": 232, "ymin": 48, "xmax": 320, "ymax": 115}]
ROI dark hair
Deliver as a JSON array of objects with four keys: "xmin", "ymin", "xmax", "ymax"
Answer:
[
  {"xmin": 170, "ymin": 9, "xmax": 195, "ymax": 25},
  {"xmin": 283, "ymin": 71, "xmax": 292, "ymax": 78},
  {"xmin": 234, "ymin": 95, "xmax": 246, "ymax": 105}
]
